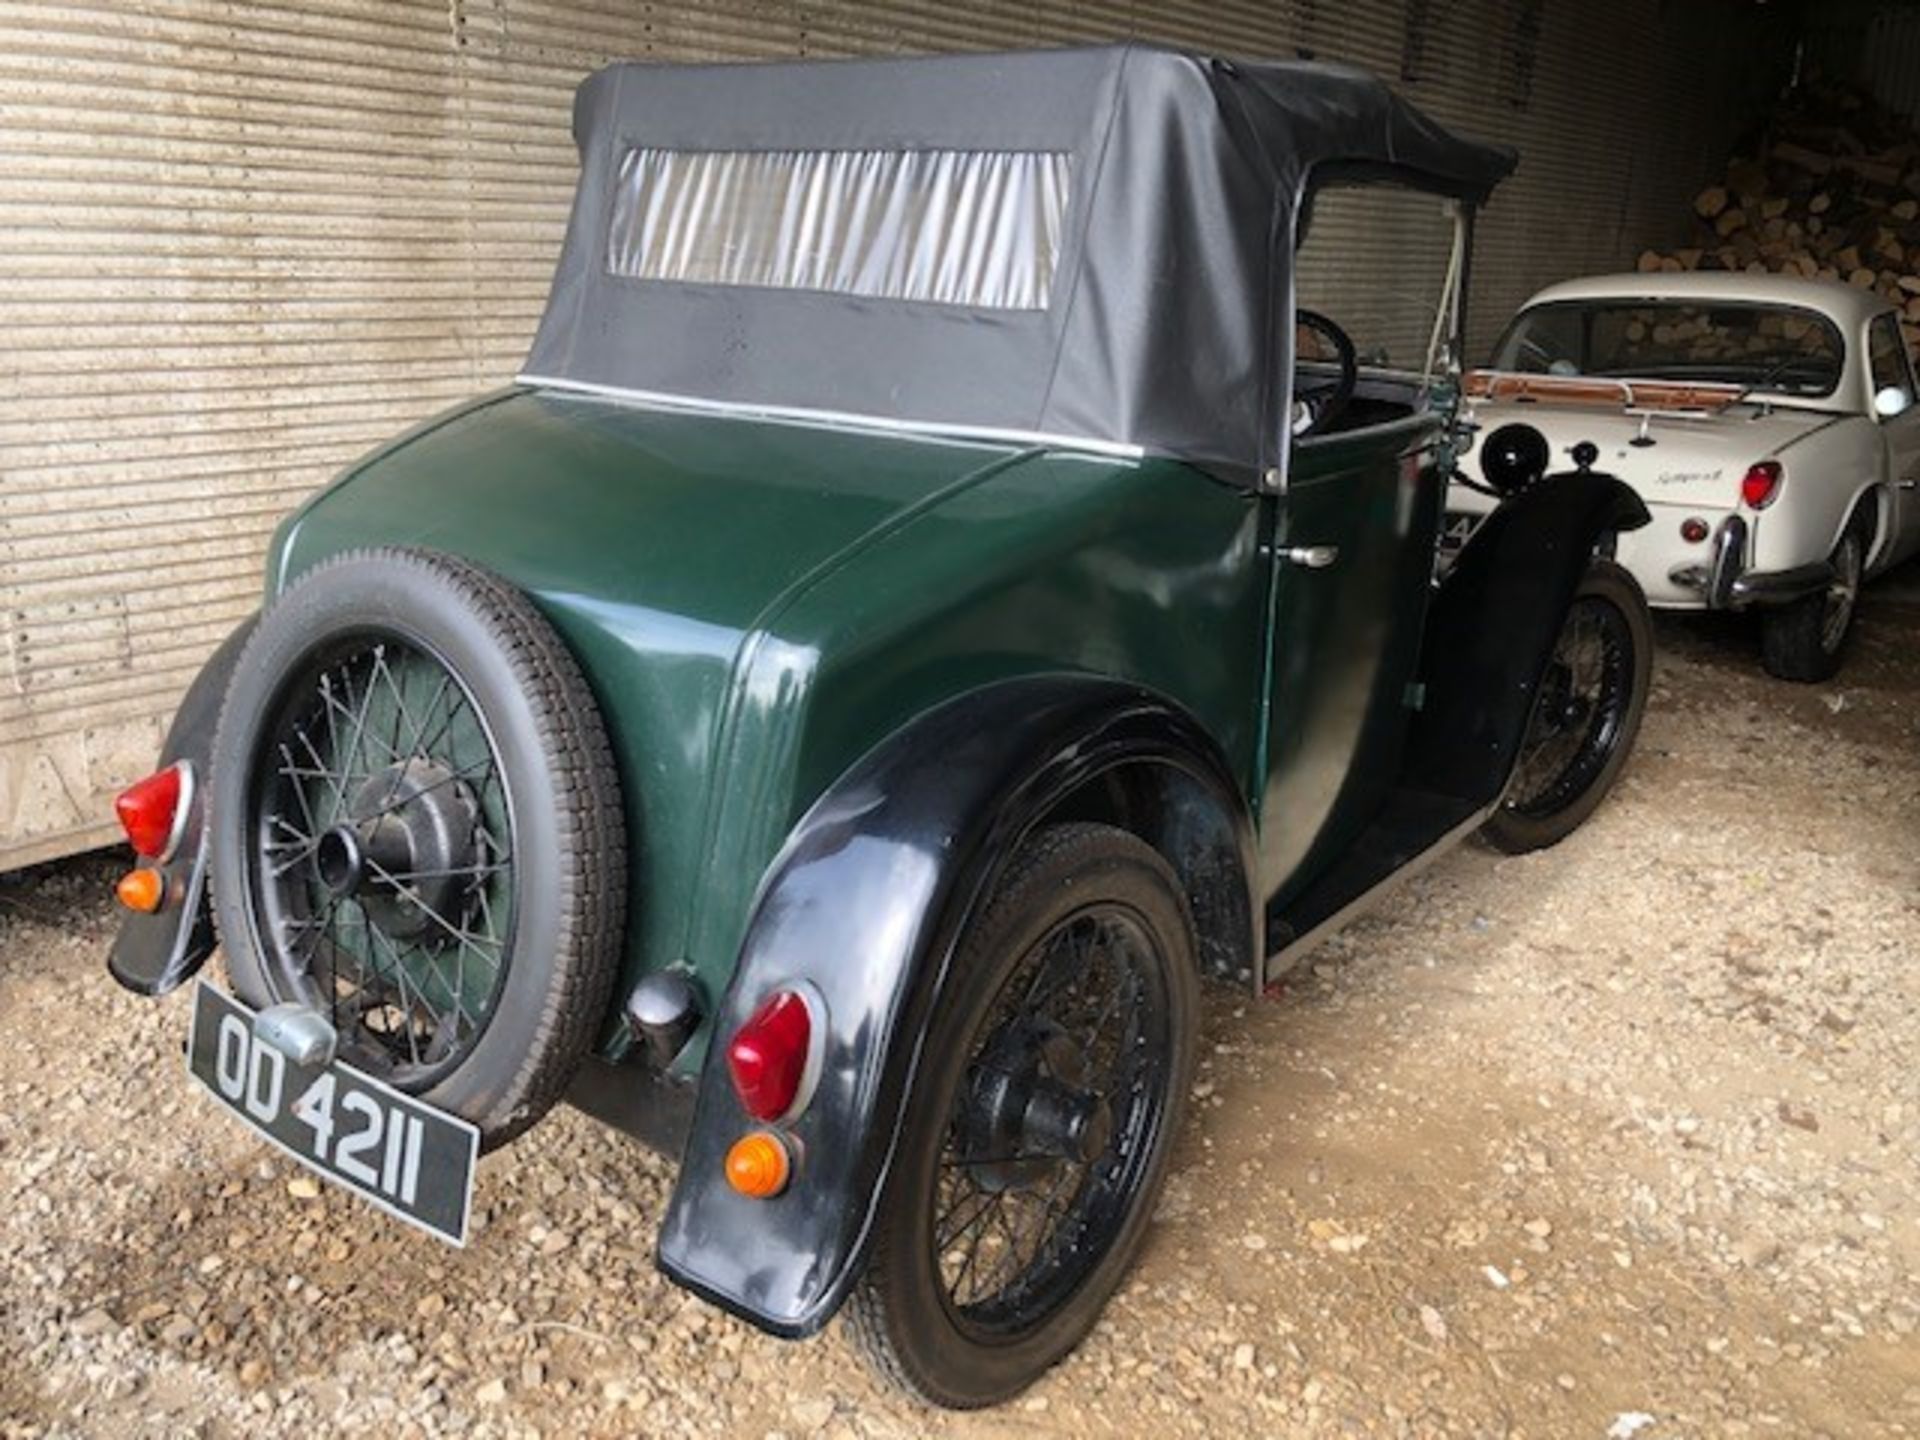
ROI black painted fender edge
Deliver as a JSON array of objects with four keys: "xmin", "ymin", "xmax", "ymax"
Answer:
[
  {"xmin": 106, "ymin": 613, "xmax": 258, "ymax": 997},
  {"xmin": 1405, "ymin": 470, "xmax": 1649, "ymax": 806},
  {"xmin": 655, "ymin": 675, "xmax": 1254, "ymax": 1338}
]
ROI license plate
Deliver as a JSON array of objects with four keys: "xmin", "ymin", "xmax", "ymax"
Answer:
[{"xmin": 186, "ymin": 980, "xmax": 478, "ymax": 1245}]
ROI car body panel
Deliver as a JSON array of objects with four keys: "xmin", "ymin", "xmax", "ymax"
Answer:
[
  {"xmin": 1448, "ymin": 400, "xmax": 1881, "ymax": 605},
  {"xmin": 271, "ymin": 386, "xmax": 1269, "ymax": 1071},
  {"xmin": 1262, "ymin": 410, "xmax": 1448, "ymax": 901}
]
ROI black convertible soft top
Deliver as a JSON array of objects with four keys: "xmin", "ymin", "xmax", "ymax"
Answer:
[{"xmin": 522, "ymin": 45, "xmax": 1516, "ymax": 475}]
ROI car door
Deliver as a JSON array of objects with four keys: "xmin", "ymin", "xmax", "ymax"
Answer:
[
  {"xmin": 1866, "ymin": 313, "xmax": 1920, "ymax": 563},
  {"xmin": 1258, "ymin": 407, "xmax": 1449, "ymax": 907}
]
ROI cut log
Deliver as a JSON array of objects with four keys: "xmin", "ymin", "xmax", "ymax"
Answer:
[
  {"xmin": 1842, "ymin": 155, "xmax": 1903, "ymax": 187},
  {"xmin": 1773, "ymin": 142, "xmax": 1835, "ymax": 176},
  {"xmin": 1694, "ymin": 185, "xmax": 1730, "ymax": 219},
  {"xmin": 1728, "ymin": 158, "xmax": 1770, "ymax": 200},
  {"xmin": 1632, "ymin": 78, "xmax": 1920, "ymax": 304}
]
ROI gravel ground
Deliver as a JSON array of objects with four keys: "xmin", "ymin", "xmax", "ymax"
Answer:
[{"xmin": 3, "ymin": 569, "xmax": 1917, "ymax": 1439}]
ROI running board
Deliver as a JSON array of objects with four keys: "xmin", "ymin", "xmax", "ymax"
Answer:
[{"xmin": 1260, "ymin": 789, "xmax": 1492, "ymax": 989}]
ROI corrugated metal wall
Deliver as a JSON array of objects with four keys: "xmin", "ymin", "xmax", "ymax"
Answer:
[{"xmin": 0, "ymin": 0, "xmax": 1792, "ymax": 869}]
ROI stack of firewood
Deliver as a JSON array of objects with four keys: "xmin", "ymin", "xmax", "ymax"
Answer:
[{"xmin": 1632, "ymin": 73, "xmax": 1920, "ymax": 350}]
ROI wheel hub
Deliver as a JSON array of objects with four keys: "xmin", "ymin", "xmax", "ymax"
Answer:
[
  {"xmin": 963, "ymin": 1021, "xmax": 1114, "ymax": 1193},
  {"xmin": 315, "ymin": 758, "xmax": 480, "ymax": 943},
  {"xmin": 314, "ymin": 824, "xmax": 365, "ymax": 897},
  {"xmin": 1536, "ymin": 660, "xmax": 1590, "ymax": 732}
]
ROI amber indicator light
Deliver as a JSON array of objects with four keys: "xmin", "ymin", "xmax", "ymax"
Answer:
[
  {"xmin": 724, "ymin": 1131, "xmax": 792, "ymax": 1199},
  {"xmin": 116, "ymin": 868, "xmax": 166, "ymax": 914}
]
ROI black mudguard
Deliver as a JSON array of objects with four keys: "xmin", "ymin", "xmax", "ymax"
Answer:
[
  {"xmin": 656, "ymin": 676, "xmax": 1254, "ymax": 1338},
  {"xmin": 1406, "ymin": 470, "xmax": 1649, "ymax": 805},
  {"xmin": 106, "ymin": 614, "xmax": 257, "ymax": 996}
]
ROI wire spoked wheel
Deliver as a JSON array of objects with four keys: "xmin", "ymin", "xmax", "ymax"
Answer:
[
  {"xmin": 248, "ymin": 632, "xmax": 513, "ymax": 1088},
  {"xmin": 211, "ymin": 548, "xmax": 625, "ymax": 1147},
  {"xmin": 849, "ymin": 823, "xmax": 1197, "ymax": 1408},
  {"xmin": 1483, "ymin": 559, "xmax": 1650, "ymax": 855},
  {"xmin": 935, "ymin": 905, "xmax": 1170, "ymax": 1331},
  {"xmin": 1504, "ymin": 597, "xmax": 1632, "ymax": 819}
]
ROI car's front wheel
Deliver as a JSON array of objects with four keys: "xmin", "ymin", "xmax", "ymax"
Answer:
[
  {"xmin": 847, "ymin": 822, "xmax": 1198, "ymax": 1408},
  {"xmin": 1482, "ymin": 558, "xmax": 1651, "ymax": 854},
  {"xmin": 1759, "ymin": 513, "xmax": 1869, "ymax": 683}
]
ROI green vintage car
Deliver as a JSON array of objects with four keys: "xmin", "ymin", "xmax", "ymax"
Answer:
[{"xmin": 107, "ymin": 45, "xmax": 1653, "ymax": 1407}]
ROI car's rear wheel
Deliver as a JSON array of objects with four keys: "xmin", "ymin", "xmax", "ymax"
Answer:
[
  {"xmin": 847, "ymin": 823, "xmax": 1198, "ymax": 1408},
  {"xmin": 209, "ymin": 548, "xmax": 625, "ymax": 1149},
  {"xmin": 1482, "ymin": 559, "xmax": 1650, "ymax": 854},
  {"xmin": 1760, "ymin": 512, "xmax": 1869, "ymax": 683}
]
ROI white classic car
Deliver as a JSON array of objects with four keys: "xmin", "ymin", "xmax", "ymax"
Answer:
[{"xmin": 1446, "ymin": 272, "xmax": 1920, "ymax": 679}]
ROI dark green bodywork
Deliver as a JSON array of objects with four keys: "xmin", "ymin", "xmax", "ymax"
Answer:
[{"xmin": 273, "ymin": 386, "xmax": 1444, "ymax": 1070}]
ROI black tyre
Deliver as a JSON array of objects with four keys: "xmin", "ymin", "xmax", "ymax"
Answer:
[
  {"xmin": 209, "ymin": 548, "xmax": 625, "ymax": 1149},
  {"xmin": 1760, "ymin": 511, "xmax": 1870, "ymax": 683},
  {"xmin": 847, "ymin": 822, "xmax": 1198, "ymax": 1408},
  {"xmin": 1482, "ymin": 559, "xmax": 1651, "ymax": 855}
]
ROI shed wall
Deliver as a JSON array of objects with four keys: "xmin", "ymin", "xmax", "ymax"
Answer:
[{"xmin": 0, "ymin": 0, "xmax": 1792, "ymax": 867}]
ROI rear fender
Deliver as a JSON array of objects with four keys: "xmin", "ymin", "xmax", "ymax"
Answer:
[
  {"xmin": 106, "ymin": 615, "xmax": 257, "ymax": 996},
  {"xmin": 1403, "ymin": 472, "xmax": 1648, "ymax": 805},
  {"xmin": 656, "ymin": 676, "xmax": 1253, "ymax": 1337}
]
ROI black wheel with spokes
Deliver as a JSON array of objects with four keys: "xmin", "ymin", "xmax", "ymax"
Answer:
[
  {"xmin": 210, "ymin": 549, "xmax": 625, "ymax": 1148},
  {"xmin": 848, "ymin": 823, "xmax": 1197, "ymax": 1408},
  {"xmin": 1482, "ymin": 559, "xmax": 1651, "ymax": 854},
  {"xmin": 248, "ymin": 635, "xmax": 515, "ymax": 1089}
]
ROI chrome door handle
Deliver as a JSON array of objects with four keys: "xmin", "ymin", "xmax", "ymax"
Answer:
[
  {"xmin": 1899, "ymin": 478, "xmax": 1918, "ymax": 490},
  {"xmin": 1281, "ymin": 544, "xmax": 1340, "ymax": 569}
]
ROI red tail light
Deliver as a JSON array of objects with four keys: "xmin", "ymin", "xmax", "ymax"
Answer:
[
  {"xmin": 726, "ymin": 989, "xmax": 817, "ymax": 1122},
  {"xmin": 1740, "ymin": 461, "xmax": 1783, "ymax": 510},
  {"xmin": 114, "ymin": 763, "xmax": 187, "ymax": 860}
]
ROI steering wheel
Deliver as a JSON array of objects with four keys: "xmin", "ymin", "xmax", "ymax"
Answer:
[{"xmin": 1292, "ymin": 308, "xmax": 1358, "ymax": 438}]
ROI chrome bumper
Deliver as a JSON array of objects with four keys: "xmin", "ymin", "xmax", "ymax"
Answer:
[{"xmin": 1667, "ymin": 515, "xmax": 1832, "ymax": 610}]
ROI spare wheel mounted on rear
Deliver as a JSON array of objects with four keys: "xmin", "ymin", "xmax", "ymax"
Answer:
[{"xmin": 208, "ymin": 548, "xmax": 626, "ymax": 1150}]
